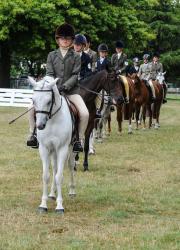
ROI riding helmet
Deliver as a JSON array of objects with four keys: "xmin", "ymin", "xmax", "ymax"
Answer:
[
  {"xmin": 74, "ymin": 34, "xmax": 87, "ymax": 45},
  {"xmin": 84, "ymin": 34, "xmax": 91, "ymax": 44},
  {"xmin": 153, "ymin": 52, "xmax": 160, "ymax": 58},
  {"xmin": 115, "ymin": 40, "xmax": 124, "ymax": 48},
  {"xmin": 55, "ymin": 23, "xmax": 75, "ymax": 39},
  {"xmin": 126, "ymin": 66, "xmax": 137, "ymax": 75},
  {"xmin": 133, "ymin": 57, "xmax": 139, "ymax": 63},
  {"xmin": 98, "ymin": 43, "xmax": 108, "ymax": 52},
  {"xmin": 143, "ymin": 54, "xmax": 150, "ymax": 60}
]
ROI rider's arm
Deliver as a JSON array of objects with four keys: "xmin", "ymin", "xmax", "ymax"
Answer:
[
  {"xmin": 46, "ymin": 52, "xmax": 55, "ymax": 77},
  {"xmin": 63, "ymin": 53, "xmax": 81, "ymax": 90}
]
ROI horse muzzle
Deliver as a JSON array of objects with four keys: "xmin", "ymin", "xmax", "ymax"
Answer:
[
  {"xmin": 117, "ymin": 96, "xmax": 124, "ymax": 105},
  {"xmin": 37, "ymin": 123, "xmax": 46, "ymax": 130}
]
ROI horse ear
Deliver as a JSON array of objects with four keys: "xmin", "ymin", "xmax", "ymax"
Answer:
[
  {"xmin": 28, "ymin": 76, "xmax": 37, "ymax": 87},
  {"xmin": 163, "ymin": 71, "xmax": 166, "ymax": 75},
  {"xmin": 51, "ymin": 78, "xmax": 59, "ymax": 86}
]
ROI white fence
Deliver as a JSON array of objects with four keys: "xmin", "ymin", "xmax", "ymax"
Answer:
[
  {"xmin": 167, "ymin": 88, "xmax": 180, "ymax": 94},
  {"xmin": 0, "ymin": 88, "xmax": 33, "ymax": 107},
  {"xmin": 0, "ymin": 86, "xmax": 179, "ymax": 108}
]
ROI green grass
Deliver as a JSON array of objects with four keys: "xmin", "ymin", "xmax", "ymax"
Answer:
[{"xmin": 0, "ymin": 101, "xmax": 180, "ymax": 250}]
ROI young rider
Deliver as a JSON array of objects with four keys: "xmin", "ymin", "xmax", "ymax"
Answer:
[
  {"xmin": 138, "ymin": 53, "xmax": 156, "ymax": 102},
  {"xmin": 111, "ymin": 40, "xmax": 129, "ymax": 103},
  {"xmin": 27, "ymin": 23, "xmax": 89, "ymax": 152},
  {"xmin": 73, "ymin": 34, "xmax": 92, "ymax": 79}
]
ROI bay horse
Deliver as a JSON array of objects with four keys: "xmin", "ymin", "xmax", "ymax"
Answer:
[
  {"xmin": 151, "ymin": 80, "xmax": 164, "ymax": 128},
  {"xmin": 79, "ymin": 70, "xmax": 124, "ymax": 171},
  {"xmin": 131, "ymin": 75, "xmax": 152, "ymax": 129},
  {"xmin": 28, "ymin": 76, "xmax": 76, "ymax": 214}
]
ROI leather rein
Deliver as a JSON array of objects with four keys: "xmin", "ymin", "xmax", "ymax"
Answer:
[{"xmin": 34, "ymin": 89, "xmax": 62, "ymax": 119}]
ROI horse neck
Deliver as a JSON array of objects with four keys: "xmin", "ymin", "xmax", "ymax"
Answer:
[{"xmin": 80, "ymin": 71, "xmax": 105, "ymax": 103}]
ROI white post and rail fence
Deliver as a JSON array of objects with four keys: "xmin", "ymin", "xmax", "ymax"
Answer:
[{"xmin": 0, "ymin": 86, "xmax": 179, "ymax": 108}]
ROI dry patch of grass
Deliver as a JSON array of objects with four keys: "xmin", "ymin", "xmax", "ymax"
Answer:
[{"xmin": 0, "ymin": 102, "xmax": 180, "ymax": 250}]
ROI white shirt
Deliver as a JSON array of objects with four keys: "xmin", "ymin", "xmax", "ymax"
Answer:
[
  {"xmin": 117, "ymin": 52, "xmax": 122, "ymax": 60},
  {"xmin": 100, "ymin": 57, "xmax": 105, "ymax": 64}
]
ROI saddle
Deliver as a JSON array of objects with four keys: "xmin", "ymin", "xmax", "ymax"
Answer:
[{"xmin": 64, "ymin": 96, "xmax": 79, "ymax": 143}]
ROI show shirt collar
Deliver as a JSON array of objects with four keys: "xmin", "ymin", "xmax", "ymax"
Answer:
[{"xmin": 117, "ymin": 52, "xmax": 122, "ymax": 59}]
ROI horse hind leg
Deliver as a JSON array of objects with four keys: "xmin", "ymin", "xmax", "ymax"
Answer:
[{"xmin": 68, "ymin": 149, "xmax": 76, "ymax": 197}]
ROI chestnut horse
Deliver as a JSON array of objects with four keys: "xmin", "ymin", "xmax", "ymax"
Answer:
[
  {"xmin": 107, "ymin": 75, "xmax": 163, "ymax": 134},
  {"xmin": 151, "ymin": 80, "xmax": 164, "ymax": 128}
]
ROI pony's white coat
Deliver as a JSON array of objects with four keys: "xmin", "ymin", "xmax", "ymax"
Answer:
[{"xmin": 28, "ymin": 76, "xmax": 76, "ymax": 212}]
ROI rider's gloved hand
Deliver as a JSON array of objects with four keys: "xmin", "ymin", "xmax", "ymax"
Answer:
[{"xmin": 59, "ymin": 85, "xmax": 67, "ymax": 93}]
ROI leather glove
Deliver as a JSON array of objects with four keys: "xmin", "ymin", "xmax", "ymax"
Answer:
[{"xmin": 59, "ymin": 85, "xmax": 67, "ymax": 92}]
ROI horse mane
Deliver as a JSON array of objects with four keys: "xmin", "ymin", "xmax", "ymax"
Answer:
[{"xmin": 80, "ymin": 70, "xmax": 107, "ymax": 87}]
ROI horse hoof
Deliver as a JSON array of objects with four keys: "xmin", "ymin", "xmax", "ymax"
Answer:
[
  {"xmin": 38, "ymin": 207, "xmax": 48, "ymax": 213},
  {"xmin": 69, "ymin": 193, "xmax": 76, "ymax": 198},
  {"xmin": 55, "ymin": 209, "xmax": 64, "ymax": 214},
  {"xmin": 48, "ymin": 196, "xmax": 56, "ymax": 201},
  {"xmin": 84, "ymin": 167, "xmax": 89, "ymax": 172},
  {"xmin": 128, "ymin": 131, "xmax": 133, "ymax": 134}
]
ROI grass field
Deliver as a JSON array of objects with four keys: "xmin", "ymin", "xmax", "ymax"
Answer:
[{"xmin": 0, "ymin": 101, "xmax": 180, "ymax": 250}]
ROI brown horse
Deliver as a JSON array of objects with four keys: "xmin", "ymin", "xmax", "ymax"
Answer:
[
  {"xmin": 151, "ymin": 80, "xmax": 164, "ymax": 128},
  {"xmin": 79, "ymin": 70, "xmax": 124, "ymax": 171},
  {"xmin": 132, "ymin": 76, "xmax": 152, "ymax": 129},
  {"xmin": 106, "ymin": 73, "xmax": 164, "ymax": 134}
]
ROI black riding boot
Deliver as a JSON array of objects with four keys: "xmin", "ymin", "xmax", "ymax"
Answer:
[
  {"xmin": 145, "ymin": 82, "xmax": 155, "ymax": 103},
  {"xmin": 73, "ymin": 141, "xmax": 83, "ymax": 153},
  {"xmin": 27, "ymin": 129, "xmax": 39, "ymax": 148},
  {"xmin": 95, "ymin": 109, "xmax": 102, "ymax": 118},
  {"xmin": 163, "ymin": 83, "xmax": 167, "ymax": 103}
]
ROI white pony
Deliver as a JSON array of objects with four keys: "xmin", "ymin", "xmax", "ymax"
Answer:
[
  {"xmin": 156, "ymin": 71, "xmax": 166, "ymax": 84},
  {"xmin": 28, "ymin": 76, "xmax": 76, "ymax": 214}
]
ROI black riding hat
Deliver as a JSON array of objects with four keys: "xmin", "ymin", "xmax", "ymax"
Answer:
[
  {"xmin": 126, "ymin": 66, "xmax": 137, "ymax": 75},
  {"xmin": 55, "ymin": 23, "xmax": 75, "ymax": 39},
  {"xmin": 74, "ymin": 34, "xmax": 87, "ymax": 45},
  {"xmin": 84, "ymin": 34, "xmax": 91, "ymax": 43},
  {"xmin": 116, "ymin": 40, "xmax": 124, "ymax": 48},
  {"xmin": 153, "ymin": 52, "xmax": 160, "ymax": 58},
  {"xmin": 98, "ymin": 43, "xmax": 108, "ymax": 52}
]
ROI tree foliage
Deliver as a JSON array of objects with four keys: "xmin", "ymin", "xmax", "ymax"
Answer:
[{"xmin": 0, "ymin": 0, "xmax": 179, "ymax": 87}]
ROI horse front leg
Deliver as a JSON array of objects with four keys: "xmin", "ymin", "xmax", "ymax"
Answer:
[
  {"xmin": 107, "ymin": 114, "xmax": 111, "ymax": 136},
  {"xmin": 38, "ymin": 146, "xmax": 50, "ymax": 212},
  {"xmin": 148, "ymin": 104, "xmax": 153, "ymax": 129},
  {"xmin": 55, "ymin": 146, "xmax": 69, "ymax": 213},
  {"xmin": 128, "ymin": 105, "xmax": 133, "ymax": 134},
  {"xmin": 48, "ymin": 151, "xmax": 57, "ymax": 200},
  {"xmin": 142, "ymin": 105, "xmax": 147, "ymax": 130},
  {"xmin": 89, "ymin": 130, "xmax": 95, "ymax": 155},
  {"xmin": 68, "ymin": 149, "xmax": 76, "ymax": 197},
  {"xmin": 117, "ymin": 105, "xmax": 123, "ymax": 134},
  {"xmin": 135, "ymin": 105, "xmax": 140, "ymax": 130},
  {"xmin": 83, "ymin": 126, "xmax": 93, "ymax": 171}
]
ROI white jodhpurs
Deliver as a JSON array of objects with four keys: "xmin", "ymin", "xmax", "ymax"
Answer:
[
  {"xmin": 67, "ymin": 94, "xmax": 89, "ymax": 139},
  {"xmin": 28, "ymin": 103, "xmax": 35, "ymax": 134},
  {"xmin": 148, "ymin": 80, "xmax": 156, "ymax": 98}
]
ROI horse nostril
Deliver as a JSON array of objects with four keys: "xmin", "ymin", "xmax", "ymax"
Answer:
[
  {"xmin": 117, "ymin": 96, "xmax": 124, "ymax": 104},
  {"xmin": 37, "ymin": 124, "xmax": 46, "ymax": 130}
]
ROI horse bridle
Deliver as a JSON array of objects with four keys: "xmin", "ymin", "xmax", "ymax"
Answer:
[{"xmin": 34, "ymin": 89, "xmax": 62, "ymax": 119}]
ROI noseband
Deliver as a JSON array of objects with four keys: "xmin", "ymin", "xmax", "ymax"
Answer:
[{"xmin": 34, "ymin": 89, "xmax": 62, "ymax": 119}]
